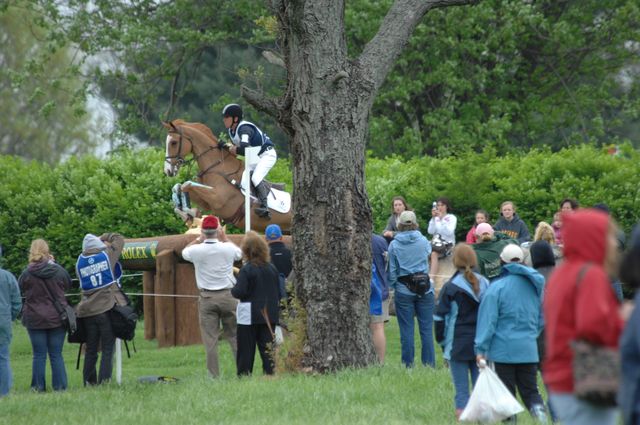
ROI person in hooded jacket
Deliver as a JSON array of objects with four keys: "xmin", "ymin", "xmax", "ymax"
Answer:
[
  {"xmin": 75, "ymin": 232, "xmax": 127, "ymax": 386},
  {"xmin": 18, "ymin": 239, "xmax": 72, "ymax": 392},
  {"xmin": 475, "ymin": 244, "xmax": 547, "ymax": 423},
  {"xmin": 494, "ymin": 201, "xmax": 531, "ymax": 243},
  {"xmin": 619, "ymin": 224, "xmax": 640, "ymax": 425},
  {"xmin": 544, "ymin": 209, "xmax": 624, "ymax": 425},
  {"xmin": 434, "ymin": 243, "xmax": 489, "ymax": 420},
  {"xmin": 388, "ymin": 210, "xmax": 435, "ymax": 368}
]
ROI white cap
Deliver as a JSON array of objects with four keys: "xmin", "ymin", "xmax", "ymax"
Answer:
[{"xmin": 500, "ymin": 244, "xmax": 524, "ymax": 263}]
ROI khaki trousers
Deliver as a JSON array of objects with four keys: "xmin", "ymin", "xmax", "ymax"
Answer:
[{"xmin": 198, "ymin": 289, "xmax": 238, "ymax": 377}]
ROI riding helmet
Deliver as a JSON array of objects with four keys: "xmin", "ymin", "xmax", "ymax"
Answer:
[{"xmin": 222, "ymin": 103, "xmax": 243, "ymax": 121}]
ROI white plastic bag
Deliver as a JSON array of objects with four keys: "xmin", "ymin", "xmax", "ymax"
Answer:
[
  {"xmin": 274, "ymin": 325, "xmax": 284, "ymax": 346},
  {"xmin": 459, "ymin": 366, "xmax": 524, "ymax": 423}
]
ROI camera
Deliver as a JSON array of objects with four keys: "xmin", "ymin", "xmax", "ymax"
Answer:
[{"xmin": 432, "ymin": 201, "xmax": 437, "ymax": 210}]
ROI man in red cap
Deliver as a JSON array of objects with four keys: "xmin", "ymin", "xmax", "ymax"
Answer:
[{"xmin": 182, "ymin": 216, "xmax": 242, "ymax": 378}]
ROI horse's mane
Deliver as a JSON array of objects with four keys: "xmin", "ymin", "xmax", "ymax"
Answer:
[{"xmin": 170, "ymin": 119, "xmax": 217, "ymax": 142}]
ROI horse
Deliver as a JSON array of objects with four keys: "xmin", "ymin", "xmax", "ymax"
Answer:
[{"xmin": 163, "ymin": 120, "xmax": 292, "ymax": 232}]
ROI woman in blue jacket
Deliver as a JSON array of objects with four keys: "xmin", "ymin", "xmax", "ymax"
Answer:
[
  {"xmin": 434, "ymin": 243, "xmax": 488, "ymax": 420},
  {"xmin": 388, "ymin": 210, "xmax": 434, "ymax": 367},
  {"xmin": 475, "ymin": 244, "xmax": 547, "ymax": 423}
]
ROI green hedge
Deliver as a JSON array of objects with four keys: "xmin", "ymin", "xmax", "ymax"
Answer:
[
  {"xmin": 367, "ymin": 144, "xmax": 640, "ymax": 240},
  {"xmin": 1, "ymin": 144, "xmax": 638, "ymax": 281}
]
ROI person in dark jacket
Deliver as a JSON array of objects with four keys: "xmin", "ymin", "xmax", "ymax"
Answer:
[
  {"xmin": 231, "ymin": 231, "xmax": 280, "ymax": 376},
  {"xmin": 75, "ymin": 232, "xmax": 126, "ymax": 386},
  {"xmin": 529, "ymin": 239, "xmax": 557, "ymax": 422},
  {"xmin": 265, "ymin": 224, "xmax": 292, "ymax": 304},
  {"xmin": 18, "ymin": 239, "xmax": 72, "ymax": 392},
  {"xmin": 494, "ymin": 201, "xmax": 531, "ymax": 243},
  {"xmin": 434, "ymin": 243, "xmax": 488, "ymax": 420},
  {"xmin": 382, "ymin": 196, "xmax": 411, "ymax": 243},
  {"xmin": 619, "ymin": 225, "xmax": 640, "ymax": 425}
]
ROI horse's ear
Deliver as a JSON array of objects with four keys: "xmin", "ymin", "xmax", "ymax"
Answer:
[{"xmin": 162, "ymin": 120, "xmax": 178, "ymax": 131}]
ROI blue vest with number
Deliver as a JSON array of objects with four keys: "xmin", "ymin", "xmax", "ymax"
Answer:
[{"xmin": 76, "ymin": 251, "xmax": 116, "ymax": 291}]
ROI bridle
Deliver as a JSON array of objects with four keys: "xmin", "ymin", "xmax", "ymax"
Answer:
[
  {"xmin": 164, "ymin": 127, "xmax": 194, "ymax": 170},
  {"xmin": 165, "ymin": 126, "xmax": 242, "ymax": 185}
]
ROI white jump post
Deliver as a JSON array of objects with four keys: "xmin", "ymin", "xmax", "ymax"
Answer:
[
  {"xmin": 115, "ymin": 338, "xmax": 122, "ymax": 385},
  {"xmin": 243, "ymin": 146, "xmax": 261, "ymax": 233}
]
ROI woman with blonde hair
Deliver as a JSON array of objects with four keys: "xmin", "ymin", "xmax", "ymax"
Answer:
[
  {"xmin": 434, "ymin": 243, "xmax": 489, "ymax": 420},
  {"xmin": 18, "ymin": 239, "xmax": 72, "ymax": 392},
  {"xmin": 525, "ymin": 221, "xmax": 562, "ymax": 266},
  {"xmin": 231, "ymin": 231, "xmax": 281, "ymax": 376}
]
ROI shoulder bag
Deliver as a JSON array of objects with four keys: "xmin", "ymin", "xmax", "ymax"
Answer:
[
  {"xmin": 40, "ymin": 275, "xmax": 79, "ymax": 338},
  {"xmin": 571, "ymin": 264, "xmax": 620, "ymax": 407}
]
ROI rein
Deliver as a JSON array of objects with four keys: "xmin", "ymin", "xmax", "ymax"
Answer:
[{"xmin": 166, "ymin": 124, "xmax": 244, "ymax": 191}]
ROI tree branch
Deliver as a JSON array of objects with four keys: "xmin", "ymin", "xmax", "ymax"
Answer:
[
  {"xmin": 241, "ymin": 86, "xmax": 282, "ymax": 120},
  {"xmin": 359, "ymin": 0, "xmax": 481, "ymax": 91}
]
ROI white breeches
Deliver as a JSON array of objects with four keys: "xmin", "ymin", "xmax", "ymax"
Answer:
[{"xmin": 250, "ymin": 148, "xmax": 277, "ymax": 186}]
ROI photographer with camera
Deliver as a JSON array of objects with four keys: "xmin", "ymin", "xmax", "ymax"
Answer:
[{"xmin": 428, "ymin": 197, "xmax": 457, "ymax": 282}]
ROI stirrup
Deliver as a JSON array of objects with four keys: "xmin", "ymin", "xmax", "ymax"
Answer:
[{"xmin": 255, "ymin": 206, "xmax": 271, "ymax": 219}]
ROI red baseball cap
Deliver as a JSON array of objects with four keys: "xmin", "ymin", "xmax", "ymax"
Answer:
[{"xmin": 202, "ymin": 215, "xmax": 219, "ymax": 230}]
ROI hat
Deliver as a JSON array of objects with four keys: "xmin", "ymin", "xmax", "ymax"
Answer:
[
  {"xmin": 529, "ymin": 240, "xmax": 556, "ymax": 269},
  {"xmin": 82, "ymin": 234, "xmax": 106, "ymax": 252},
  {"xmin": 265, "ymin": 224, "xmax": 283, "ymax": 241},
  {"xmin": 475, "ymin": 223, "xmax": 494, "ymax": 236},
  {"xmin": 201, "ymin": 215, "xmax": 219, "ymax": 230},
  {"xmin": 399, "ymin": 210, "xmax": 417, "ymax": 225},
  {"xmin": 500, "ymin": 244, "xmax": 524, "ymax": 263}
]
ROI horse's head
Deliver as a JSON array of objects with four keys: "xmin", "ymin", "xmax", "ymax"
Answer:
[{"xmin": 163, "ymin": 121, "xmax": 193, "ymax": 177}]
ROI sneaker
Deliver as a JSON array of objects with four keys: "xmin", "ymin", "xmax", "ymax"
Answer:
[{"xmin": 529, "ymin": 404, "xmax": 547, "ymax": 423}]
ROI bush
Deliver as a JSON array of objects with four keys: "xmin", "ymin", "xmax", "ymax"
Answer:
[{"xmin": 367, "ymin": 144, "xmax": 640, "ymax": 240}]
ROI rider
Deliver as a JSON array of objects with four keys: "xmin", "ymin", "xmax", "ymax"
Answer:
[{"xmin": 220, "ymin": 103, "xmax": 277, "ymax": 219}]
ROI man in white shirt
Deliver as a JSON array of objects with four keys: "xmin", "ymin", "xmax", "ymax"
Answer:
[{"xmin": 182, "ymin": 215, "xmax": 243, "ymax": 377}]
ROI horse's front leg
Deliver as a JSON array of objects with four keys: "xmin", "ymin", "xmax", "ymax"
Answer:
[{"xmin": 180, "ymin": 181, "xmax": 218, "ymax": 216}]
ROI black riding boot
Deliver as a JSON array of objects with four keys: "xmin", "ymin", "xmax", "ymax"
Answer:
[{"xmin": 254, "ymin": 181, "xmax": 271, "ymax": 219}]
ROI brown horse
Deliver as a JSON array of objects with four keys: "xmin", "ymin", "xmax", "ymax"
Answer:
[{"xmin": 163, "ymin": 120, "xmax": 292, "ymax": 232}]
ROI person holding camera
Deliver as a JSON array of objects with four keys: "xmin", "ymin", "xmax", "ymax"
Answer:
[
  {"xmin": 428, "ymin": 197, "xmax": 457, "ymax": 282},
  {"xmin": 388, "ymin": 210, "xmax": 435, "ymax": 368},
  {"xmin": 18, "ymin": 239, "xmax": 72, "ymax": 392},
  {"xmin": 75, "ymin": 232, "xmax": 126, "ymax": 386}
]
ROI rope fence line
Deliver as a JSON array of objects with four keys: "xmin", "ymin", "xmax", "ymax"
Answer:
[{"xmin": 58, "ymin": 271, "xmax": 454, "ymax": 301}]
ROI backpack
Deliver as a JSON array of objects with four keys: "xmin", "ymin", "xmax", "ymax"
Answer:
[{"xmin": 110, "ymin": 304, "xmax": 138, "ymax": 341}]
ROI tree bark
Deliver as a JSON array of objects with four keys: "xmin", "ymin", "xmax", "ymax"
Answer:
[{"xmin": 261, "ymin": 0, "xmax": 479, "ymax": 371}]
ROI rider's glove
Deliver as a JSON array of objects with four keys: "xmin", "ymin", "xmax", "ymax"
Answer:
[{"xmin": 218, "ymin": 141, "xmax": 228, "ymax": 150}]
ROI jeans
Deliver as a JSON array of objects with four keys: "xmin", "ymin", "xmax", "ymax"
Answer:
[
  {"xmin": 450, "ymin": 359, "xmax": 479, "ymax": 409},
  {"xmin": 394, "ymin": 289, "xmax": 435, "ymax": 367},
  {"xmin": 83, "ymin": 312, "xmax": 115, "ymax": 385},
  {"xmin": 549, "ymin": 392, "xmax": 618, "ymax": 425},
  {"xmin": 27, "ymin": 326, "xmax": 67, "ymax": 391},
  {"xmin": 0, "ymin": 343, "xmax": 11, "ymax": 397}
]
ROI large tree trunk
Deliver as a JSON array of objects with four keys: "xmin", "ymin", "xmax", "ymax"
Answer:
[
  {"xmin": 245, "ymin": 0, "xmax": 479, "ymax": 371},
  {"xmin": 277, "ymin": 1, "xmax": 378, "ymax": 371}
]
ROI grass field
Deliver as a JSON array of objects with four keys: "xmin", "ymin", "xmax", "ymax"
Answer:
[{"xmin": 3, "ymin": 318, "xmax": 545, "ymax": 425}]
